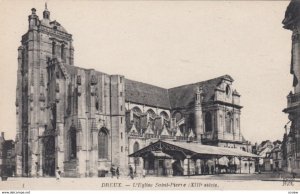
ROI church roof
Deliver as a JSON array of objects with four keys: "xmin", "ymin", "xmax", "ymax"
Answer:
[
  {"xmin": 125, "ymin": 79, "xmax": 171, "ymax": 109},
  {"xmin": 125, "ymin": 75, "xmax": 233, "ymax": 110},
  {"xmin": 168, "ymin": 75, "xmax": 232, "ymax": 109},
  {"xmin": 40, "ymin": 18, "xmax": 68, "ymax": 33}
]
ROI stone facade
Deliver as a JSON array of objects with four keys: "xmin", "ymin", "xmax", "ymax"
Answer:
[
  {"xmin": 16, "ymin": 6, "xmax": 251, "ymax": 177},
  {"xmin": 282, "ymin": 0, "xmax": 300, "ymax": 174},
  {"xmin": 0, "ymin": 132, "xmax": 16, "ymax": 177}
]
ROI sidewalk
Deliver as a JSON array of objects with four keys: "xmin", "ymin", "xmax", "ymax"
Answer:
[{"xmin": 0, "ymin": 174, "xmax": 299, "ymax": 190}]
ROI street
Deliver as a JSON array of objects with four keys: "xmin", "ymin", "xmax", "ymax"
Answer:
[{"xmin": 0, "ymin": 172, "xmax": 299, "ymax": 190}]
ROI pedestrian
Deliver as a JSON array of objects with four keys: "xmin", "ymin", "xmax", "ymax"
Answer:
[
  {"xmin": 35, "ymin": 162, "xmax": 39, "ymax": 178},
  {"xmin": 116, "ymin": 166, "xmax": 120, "ymax": 179},
  {"xmin": 201, "ymin": 165, "xmax": 204, "ymax": 175},
  {"xmin": 56, "ymin": 167, "xmax": 61, "ymax": 180},
  {"xmin": 142, "ymin": 168, "xmax": 146, "ymax": 178},
  {"xmin": 110, "ymin": 165, "xmax": 115, "ymax": 178},
  {"xmin": 129, "ymin": 165, "xmax": 134, "ymax": 179},
  {"xmin": 206, "ymin": 165, "xmax": 209, "ymax": 174}
]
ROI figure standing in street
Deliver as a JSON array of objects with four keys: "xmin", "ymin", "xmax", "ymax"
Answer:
[
  {"xmin": 110, "ymin": 165, "xmax": 116, "ymax": 178},
  {"xmin": 142, "ymin": 168, "xmax": 146, "ymax": 178},
  {"xmin": 116, "ymin": 166, "xmax": 120, "ymax": 179},
  {"xmin": 129, "ymin": 165, "xmax": 134, "ymax": 179},
  {"xmin": 35, "ymin": 162, "xmax": 39, "ymax": 178},
  {"xmin": 56, "ymin": 167, "xmax": 61, "ymax": 180}
]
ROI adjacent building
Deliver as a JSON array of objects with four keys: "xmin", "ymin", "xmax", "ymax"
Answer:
[
  {"xmin": 282, "ymin": 0, "xmax": 300, "ymax": 175},
  {"xmin": 0, "ymin": 132, "xmax": 16, "ymax": 177},
  {"xmin": 254, "ymin": 140, "xmax": 282, "ymax": 172},
  {"xmin": 0, "ymin": 133, "xmax": 5, "ymax": 176}
]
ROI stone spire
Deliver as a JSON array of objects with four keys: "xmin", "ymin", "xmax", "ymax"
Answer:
[{"xmin": 43, "ymin": 2, "xmax": 50, "ymax": 20}]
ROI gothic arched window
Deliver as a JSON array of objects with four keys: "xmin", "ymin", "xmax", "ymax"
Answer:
[
  {"xmin": 225, "ymin": 112, "xmax": 232, "ymax": 133},
  {"xmin": 69, "ymin": 127, "xmax": 77, "ymax": 160},
  {"xmin": 98, "ymin": 128, "xmax": 108, "ymax": 159},
  {"xmin": 174, "ymin": 111, "xmax": 182, "ymax": 122},
  {"xmin": 236, "ymin": 118, "xmax": 239, "ymax": 130},
  {"xmin": 133, "ymin": 141, "xmax": 139, "ymax": 152},
  {"xmin": 61, "ymin": 44, "xmax": 65, "ymax": 61},
  {"xmin": 133, "ymin": 142, "xmax": 140, "ymax": 165},
  {"xmin": 52, "ymin": 42, "xmax": 56, "ymax": 56},
  {"xmin": 226, "ymin": 85, "xmax": 231, "ymax": 96},
  {"xmin": 205, "ymin": 112, "xmax": 212, "ymax": 132},
  {"xmin": 160, "ymin": 111, "xmax": 169, "ymax": 120},
  {"xmin": 132, "ymin": 107, "xmax": 142, "ymax": 114},
  {"xmin": 147, "ymin": 109, "xmax": 156, "ymax": 118},
  {"xmin": 95, "ymin": 100, "xmax": 99, "ymax": 111},
  {"xmin": 132, "ymin": 107, "xmax": 142, "ymax": 129}
]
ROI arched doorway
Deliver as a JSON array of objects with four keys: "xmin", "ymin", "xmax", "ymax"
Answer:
[
  {"xmin": 69, "ymin": 127, "xmax": 77, "ymax": 160},
  {"xmin": 43, "ymin": 134, "xmax": 55, "ymax": 176},
  {"xmin": 133, "ymin": 142, "xmax": 140, "ymax": 166}
]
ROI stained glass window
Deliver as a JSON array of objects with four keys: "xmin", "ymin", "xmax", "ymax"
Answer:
[{"xmin": 98, "ymin": 128, "xmax": 108, "ymax": 159}]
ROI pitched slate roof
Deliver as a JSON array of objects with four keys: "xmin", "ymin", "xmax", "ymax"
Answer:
[
  {"xmin": 125, "ymin": 79, "xmax": 171, "ymax": 109},
  {"xmin": 125, "ymin": 75, "xmax": 233, "ymax": 110},
  {"xmin": 168, "ymin": 75, "xmax": 233, "ymax": 109}
]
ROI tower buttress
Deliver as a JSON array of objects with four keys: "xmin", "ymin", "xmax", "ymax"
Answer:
[
  {"xmin": 16, "ymin": 6, "xmax": 74, "ymax": 177},
  {"xmin": 194, "ymin": 87, "xmax": 204, "ymax": 143}
]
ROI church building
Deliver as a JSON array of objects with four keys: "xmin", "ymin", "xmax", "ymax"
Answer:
[{"xmin": 15, "ymin": 6, "xmax": 254, "ymax": 177}]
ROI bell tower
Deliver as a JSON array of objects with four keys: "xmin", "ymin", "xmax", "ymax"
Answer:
[{"xmin": 15, "ymin": 6, "xmax": 74, "ymax": 177}]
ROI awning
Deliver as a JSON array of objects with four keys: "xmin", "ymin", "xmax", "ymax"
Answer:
[{"xmin": 129, "ymin": 140, "xmax": 260, "ymax": 159}]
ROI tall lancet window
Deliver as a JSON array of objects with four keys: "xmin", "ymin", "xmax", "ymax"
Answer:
[
  {"xmin": 225, "ymin": 112, "xmax": 232, "ymax": 133},
  {"xmin": 98, "ymin": 128, "xmax": 108, "ymax": 159},
  {"xmin": 133, "ymin": 142, "xmax": 140, "ymax": 165},
  {"xmin": 61, "ymin": 44, "xmax": 65, "ymax": 61},
  {"xmin": 69, "ymin": 127, "xmax": 77, "ymax": 160},
  {"xmin": 205, "ymin": 112, "xmax": 212, "ymax": 132},
  {"xmin": 52, "ymin": 42, "xmax": 56, "ymax": 56}
]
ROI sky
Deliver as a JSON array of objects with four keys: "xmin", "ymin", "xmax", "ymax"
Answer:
[{"xmin": 0, "ymin": 0, "xmax": 293, "ymax": 144}]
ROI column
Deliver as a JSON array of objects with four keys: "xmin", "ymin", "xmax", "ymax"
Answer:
[{"xmin": 90, "ymin": 128, "xmax": 98, "ymax": 177}]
